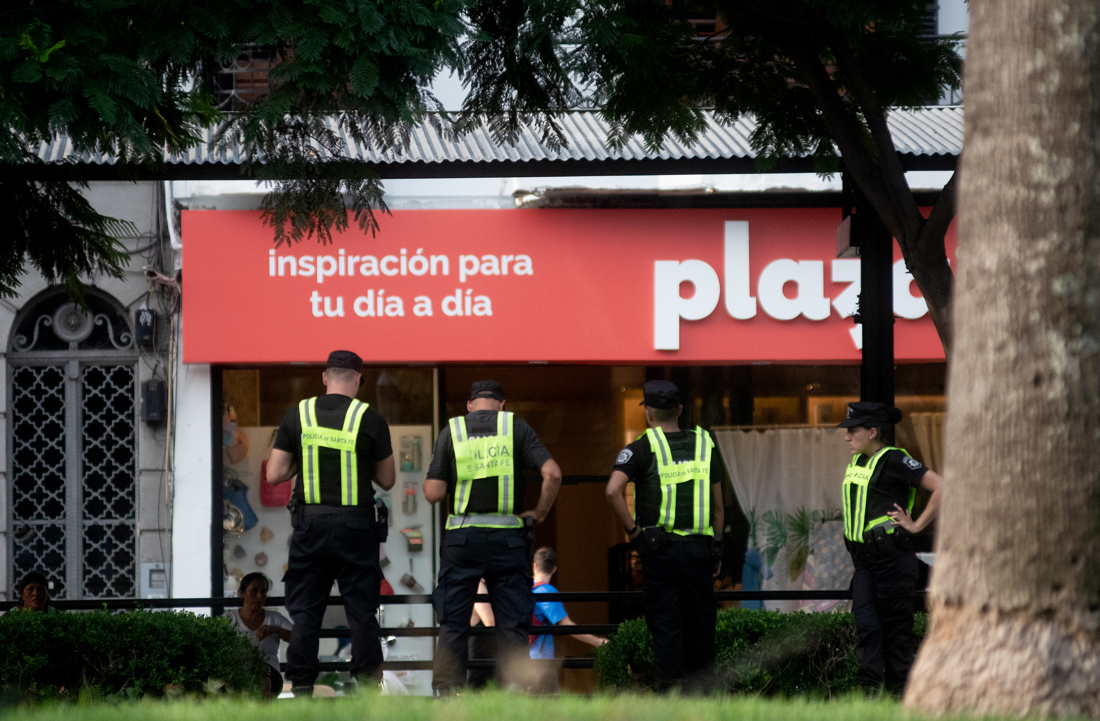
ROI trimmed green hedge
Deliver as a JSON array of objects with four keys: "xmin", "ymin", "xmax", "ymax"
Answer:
[
  {"xmin": 0, "ymin": 609, "xmax": 266, "ymax": 701},
  {"xmin": 595, "ymin": 608, "xmax": 928, "ymax": 696}
]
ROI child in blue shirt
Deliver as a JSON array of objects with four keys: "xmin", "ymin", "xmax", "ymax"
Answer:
[{"xmin": 529, "ymin": 547, "xmax": 608, "ymax": 692}]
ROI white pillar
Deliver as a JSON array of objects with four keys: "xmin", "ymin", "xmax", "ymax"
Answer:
[{"xmin": 171, "ymin": 360, "xmax": 212, "ymax": 606}]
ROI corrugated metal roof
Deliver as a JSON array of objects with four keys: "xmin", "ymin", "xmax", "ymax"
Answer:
[{"xmin": 31, "ymin": 106, "xmax": 962, "ymax": 170}]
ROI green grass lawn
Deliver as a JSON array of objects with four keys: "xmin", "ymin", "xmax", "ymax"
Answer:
[{"xmin": 0, "ymin": 692, "xmax": 948, "ymax": 721}]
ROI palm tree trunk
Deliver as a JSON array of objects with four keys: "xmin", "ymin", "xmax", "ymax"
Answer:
[{"xmin": 904, "ymin": 0, "xmax": 1100, "ymax": 715}]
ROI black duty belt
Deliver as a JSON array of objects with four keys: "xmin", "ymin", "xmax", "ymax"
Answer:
[
  {"xmin": 664, "ymin": 532, "xmax": 712, "ymax": 544},
  {"xmin": 303, "ymin": 504, "xmax": 374, "ymax": 518},
  {"xmin": 861, "ymin": 524, "xmax": 908, "ymax": 544}
]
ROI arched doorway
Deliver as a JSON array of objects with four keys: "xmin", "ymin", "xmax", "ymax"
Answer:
[{"xmin": 7, "ymin": 288, "xmax": 139, "ymax": 599}]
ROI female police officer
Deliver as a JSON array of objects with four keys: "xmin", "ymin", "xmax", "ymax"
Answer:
[{"xmin": 838, "ymin": 401, "xmax": 942, "ymax": 696}]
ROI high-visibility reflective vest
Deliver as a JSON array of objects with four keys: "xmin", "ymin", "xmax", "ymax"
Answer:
[
  {"xmin": 298, "ymin": 397, "xmax": 369, "ymax": 505},
  {"xmin": 446, "ymin": 411, "xmax": 521, "ymax": 529},
  {"xmin": 842, "ymin": 446, "xmax": 917, "ymax": 542},
  {"xmin": 643, "ymin": 426, "xmax": 715, "ymax": 537}
]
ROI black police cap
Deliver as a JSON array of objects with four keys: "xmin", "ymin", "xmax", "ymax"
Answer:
[
  {"xmin": 326, "ymin": 350, "xmax": 363, "ymax": 372},
  {"xmin": 837, "ymin": 401, "xmax": 902, "ymax": 428},
  {"xmin": 640, "ymin": 380, "xmax": 681, "ymax": 410},
  {"xmin": 470, "ymin": 380, "xmax": 505, "ymax": 401}
]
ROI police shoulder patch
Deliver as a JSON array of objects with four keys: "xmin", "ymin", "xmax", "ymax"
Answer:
[
  {"xmin": 616, "ymin": 448, "xmax": 633, "ymax": 465},
  {"xmin": 903, "ymin": 456, "xmax": 922, "ymax": 470}
]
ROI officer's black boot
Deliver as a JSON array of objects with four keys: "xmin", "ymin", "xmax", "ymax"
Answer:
[{"xmin": 350, "ymin": 669, "xmax": 383, "ymax": 694}]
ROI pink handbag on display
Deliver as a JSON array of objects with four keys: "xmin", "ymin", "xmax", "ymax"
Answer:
[{"xmin": 260, "ymin": 459, "xmax": 292, "ymax": 507}]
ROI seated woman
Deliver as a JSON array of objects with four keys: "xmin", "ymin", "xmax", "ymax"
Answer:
[
  {"xmin": 227, "ymin": 572, "xmax": 293, "ymax": 698},
  {"xmin": 9, "ymin": 572, "xmax": 58, "ymax": 614}
]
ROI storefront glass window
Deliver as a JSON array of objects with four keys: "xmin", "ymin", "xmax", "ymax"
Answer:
[{"xmin": 223, "ymin": 367, "xmax": 434, "ymax": 428}]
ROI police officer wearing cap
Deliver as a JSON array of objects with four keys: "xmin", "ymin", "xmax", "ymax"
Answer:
[
  {"xmin": 266, "ymin": 350, "xmax": 396, "ymax": 695},
  {"xmin": 838, "ymin": 401, "xmax": 942, "ymax": 695},
  {"xmin": 423, "ymin": 380, "xmax": 563, "ymax": 694},
  {"xmin": 604, "ymin": 380, "xmax": 725, "ymax": 692}
]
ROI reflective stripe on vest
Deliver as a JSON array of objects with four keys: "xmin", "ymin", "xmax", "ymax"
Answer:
[
  {"xmin": 298, "ymin": 398, "xmax": 369, "ymax": 505},
  {"xmin": 448, "ymin": 412, "xmax": 518, "ymax": 528},
  {"xmin": 445, "ymin": 514, "xmax": 523, "ymax": 530},
  {"xmin": 644, "ymin": 426, "xmax": 714, "ymax": 537},
  {"xmin": 841, "ymin": 446, "xmax": 917, "ymax": 542}
]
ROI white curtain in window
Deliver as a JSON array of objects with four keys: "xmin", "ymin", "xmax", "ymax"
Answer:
[
  {"xmin": 714, "ymin": 427, "xmax": 852, "ymax": 611},
  {"xmin": 907, "ymin": 412, "xmax": 945, "ymax": 473}
]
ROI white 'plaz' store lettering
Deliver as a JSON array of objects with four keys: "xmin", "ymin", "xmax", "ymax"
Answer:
[{"xmin": 653, "ymin": 221, "xmax": 929, "ymax": 350}]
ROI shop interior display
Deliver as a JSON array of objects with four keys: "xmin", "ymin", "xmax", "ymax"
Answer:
[
  {"xmin": 378, "ymin": 424, "xmax": 435, "ymax": 695},
  {"xmin": 222, "ymin": 423, "xmax": 437, "ymax": 694},
  {"xmin": 798, "ymin": 521, "xmax": 855, "ymax": 613},
  {"xmin": 224, "ymin": 471, "xmax": 258, "ymax": 531}
]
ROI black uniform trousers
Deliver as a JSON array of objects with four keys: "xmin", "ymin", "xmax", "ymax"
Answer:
[
  {"xmin": 284, "ymin": 510, "xmax": 383, "ymax": 687},
  {"xmin": 640, "ymin": 536, "xmax": 717, "ymax": 692},
  {"xmin": 847, "ymin": 534, "xmax": 919, "ymax": 695},
  {"xmin": 431, "ymin": 527, "xmax": 534, "ymax": 692},
  {"xmin": 467, "ymin": 621, "xmax": 496, "ymax": 688}
]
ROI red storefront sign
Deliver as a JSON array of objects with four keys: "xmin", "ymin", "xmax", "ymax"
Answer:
[{"xmin": 181, "ymin": 209, "xmax": 953, "ymax": 364}]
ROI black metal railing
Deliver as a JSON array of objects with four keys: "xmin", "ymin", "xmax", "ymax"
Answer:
[{"xmin": 0, "ymin": 590, "xmax": 908, "ymax": 672}]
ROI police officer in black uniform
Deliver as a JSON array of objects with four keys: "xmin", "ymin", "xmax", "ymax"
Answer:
[
  {"xmin": 604, "ymin": 380, "xmax": 725, "ymax": 692},
  {"xmin": 423, "ymin": 380, "xmax": 562, "ymax": 694},
  {"xmin": 266, "ymin": 350, "xmax": 396, "ymax": 695},
  {"xmin": 838, "ymin": 401, "xmax": 942, "ymax": 695}
]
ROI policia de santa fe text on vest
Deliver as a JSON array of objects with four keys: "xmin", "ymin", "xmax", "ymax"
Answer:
[
  {"xmin": 266, "ymin": 350, "xmax": 397, "ymax": 696},
  {"xmin": 604, "ymin": 380, "xmax": 725, "ymax": 692},
  {"xmin": 838, "ymin": 401, "xmax": 942, "ymax": 696},
  {"xmin": 423, "ymin": 380, "xmax": 563, "ymax": 694}
]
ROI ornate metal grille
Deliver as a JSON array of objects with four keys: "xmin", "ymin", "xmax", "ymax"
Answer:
[
  {"xmin": 8, "ymin": 289, "xmax": 138, "ymax": 600},
  {"xmin": 10, "ymin": 366, "xmax": 68, "ymax": 596},
  {"xmin": 80, "ymin": 365, "xmax": 136, "ymax": 597},
  {"xmin": 12, "ymin": 295, "xmax": 132, "ymax": 353}
]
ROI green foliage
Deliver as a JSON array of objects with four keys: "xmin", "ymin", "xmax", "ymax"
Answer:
[
  {"xmin": 0, "ymin": 0, "xmax": 962, "ymax": 302},
  {"xmin": 457, "ymin": 0, "xmax": 580, "ymax": 149},
  {"xmin": 1, "ymin": 0, "xmax": 466, "ymax": 293},
  {"xmin": 596, "ymin": 608, "xmax": 928, "ymax": 696},
  {"xmin": 782, "ymin": 508, "xmax": 844, "ymax": 580},
  {"xmin": 18, "ymin": 22, "xmax": 66, "ymax": 64},
  {"xmin": 213, "ymin": 0, "xmax": 466, "ymax": 245},
  {"xmin": 593, "ymin": 610, "xmax": 657, "ymax": 689},
  {"xmin": 0, "ymin": 179, "xmax": 132, "ymax": 301},
  {"xmin": 462, "ymin": 1, "xmax": 964, "ymax": 339},
  {"xmin": 463, "ymin": 0, "xmax": 962, "ymax": 167},
  {"xmin": 0, "ymin": 609, "xmax": 265, "ymax": 702},
  {"xmin": 714, "ymin": 608, "xmax": 860, "ymax": 696},
  {"xmin": 1, "ymin": 1, "xmax": 228, "ymax": 297},
  {"xmin": 761, "ymin": 510, "xmax": 787, "ymax": 567}
]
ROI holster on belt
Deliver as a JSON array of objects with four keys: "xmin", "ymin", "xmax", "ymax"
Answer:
[
  {"xmin": 287, "ymin": 497, "xmax": 303, "ymax": 529},
  {"xmin": 523, "ymin": 516, "xmax": 536, "ymax": 569},
  {"xmin": 864, "ymin": 524, "xmax": 899, "ymax": 561},
  {"xmin": 642, "ymin": 526, "xmax": 667, "ymax": 555},
  {"xmin": 374, "ymin": 497, "xmax": 389, "ymax": 542}
]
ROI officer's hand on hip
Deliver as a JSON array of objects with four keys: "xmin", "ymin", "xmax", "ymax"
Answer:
[
  {"xmin": 887, "ymin": 503, "xmax": 918, "ymax": 533},
  {"xmin": 520, "ymin": 510, "xmax": 546, "ymax": 525}
]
